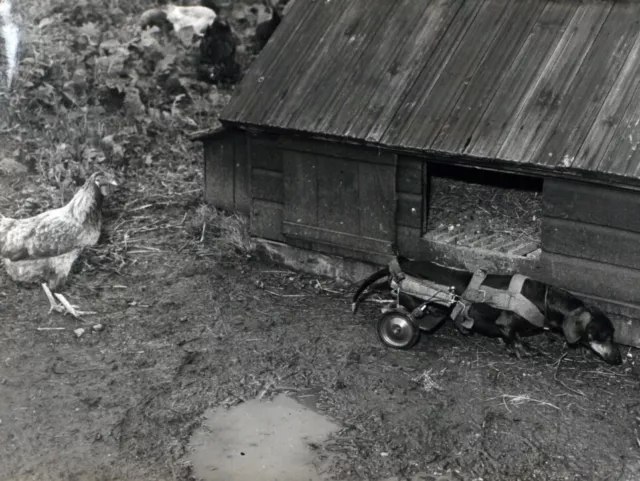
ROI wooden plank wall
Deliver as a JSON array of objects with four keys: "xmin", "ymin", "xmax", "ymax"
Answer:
[
  {"xmin": 203, "ymin": 131, "xmax": 250, "ymax": 216},
  {"xmin": 395, "ymin": 156, "xmax": 425, "ymax": 259},
  {"xmin": 396, "ymin": 157, "xmax": 424, "ymax": 232},
  {"xmin": 279, "ymin": 138, "xmax": 397, "ymax": 266},
  {"xmin": 249, "ymin": 136, "xmax": 285, "ymax": 242},
  {"xmin": 542, "ymin": 178, "xmax": 640, "ymax": 346},
  {"xmin": 541, "ymin": 179, "xmax": 640, "ymax": 306}
]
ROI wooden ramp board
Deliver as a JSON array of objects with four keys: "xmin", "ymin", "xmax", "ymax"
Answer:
[{"xmin": 424, "ymin": 225, "xmax": 540, "ymax": 258}]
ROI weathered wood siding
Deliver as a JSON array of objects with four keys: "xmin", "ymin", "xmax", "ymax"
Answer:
[
  {"xmin": 249, "ymin": 135, "xmax": 285, "ymax": 242},
  {"xmin": 395, "ymin": 156, "xmax": 425, "ymax": 259},
  {"xmin": 203, "ymin": 131, "xmax": 250, "ymax": 216},
  {"xmin": 541, "ymin": 179, "xmax": 640, "ymax": 305},
  {"xmin": 396, "ymin": 157, "xmax": 424, "ymax": 231},
  {"xmin": 541, "ymin": 178, "xmax": 640, "ymax": 344},
  {"xmin": 280, "ymin": 138, "xmax": 397, "ymax": 266}
]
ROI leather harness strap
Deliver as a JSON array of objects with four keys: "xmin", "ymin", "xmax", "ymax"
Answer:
[
  {"xmin": 388, "ymin": 259, "xmax": 546, "ymax": 329},
  {"xmin": 389, "ymin": 258, "xmax": 404, "ymax": 282},
  {"xmin": 389, "ymin": 258, "xmax": 457, "ymax": 306},
  {"xmin": 455, "ymin": 269, "xmax": 546, "ymax": 329},
  {"xmin": 462, "ymin": 269, "xmax": 487, "ymax": 302}
]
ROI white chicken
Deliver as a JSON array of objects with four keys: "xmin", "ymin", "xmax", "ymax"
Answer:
[{"xmin": 140, "ymin": 4, "xmax": 217, "ymax": 38}]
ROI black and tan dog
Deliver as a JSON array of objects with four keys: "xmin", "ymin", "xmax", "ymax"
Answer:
[{"xmin": 352, "ymin": 257, "xmax": 623, "ymax": 365}]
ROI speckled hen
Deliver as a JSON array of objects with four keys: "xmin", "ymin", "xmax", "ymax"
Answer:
[{"xmin": 0, "ymin": 171, "xmax": 118, "ymax": 315}]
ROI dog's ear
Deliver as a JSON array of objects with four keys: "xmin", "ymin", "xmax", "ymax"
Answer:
[{"xmin": 563, "ymin": 306, "xmax": 592, "ymax": 344}]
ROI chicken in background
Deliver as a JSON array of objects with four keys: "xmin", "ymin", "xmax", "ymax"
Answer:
[
  {"xmin": 197, "ymin": 16, "xmax": 241, "ymax": 86},
  {"xmin": 140, "ymin": 3, "xmax": 218, "ymax": 38},
  {"xmin": 0, "ymin": 172, "xmax": 118, "ymax": 317}
]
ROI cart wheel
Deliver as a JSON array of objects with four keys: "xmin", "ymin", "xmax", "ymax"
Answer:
[{"xmin": 377, "ymin": 309, "xmax": 420, "ymax": 349}]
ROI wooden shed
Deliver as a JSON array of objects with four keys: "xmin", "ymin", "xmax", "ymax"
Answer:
[{"xmin": 193, "ymin": 0, "xmax": 640, "ymax": 346}]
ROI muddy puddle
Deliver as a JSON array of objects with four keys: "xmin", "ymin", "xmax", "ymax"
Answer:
[{"xmin": 188, "ymin": 394, "xmax": 340, "ymax": 481}]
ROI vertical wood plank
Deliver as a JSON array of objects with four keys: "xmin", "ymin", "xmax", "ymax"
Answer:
[
  {"xmin": 251, "ymin": 200, "xmax": 285, "ymax": 242},
  {"xmin": 251, "ymin": 169, "xmax": 284, "ymax": 203},
  {"xmin": 234, "ymin": 133, "xmax": 251, "ymax": 216},
  {"xmin": 316, "ymin": 157, "xmax": 360, "ymax": 235},
  {"xmin": 396, "ymin": 157, "xmax": 423, "ymax": 194},
  {"xmin": 204, "ymin": 137, "xmax": 235, "ymax": 212},
  {"xmin": 396, "ymin": 193, "xmax": 422, "ymax": 229},
  {"xmin": 283, "ymin": 150, "xmax": 318, "ymax": 226},
  {"xmin": 359, "ymin": 158, "xmax": 397, "ymax": 240},
  {"xmin": 249, "ymin": 138, "xmax": 283, "ymax": 172},
  {"xmin": 422, "ymin": 161, "xmax": 429, "ymax": 236}
]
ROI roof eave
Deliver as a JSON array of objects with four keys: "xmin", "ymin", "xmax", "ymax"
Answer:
[
  {"xmin": 189, "ymin": 119, "xmax": 239, "ymax": 141},
  {"xmin": 218, "ymin": 119, "xmax": 640, "ymax": 192}
]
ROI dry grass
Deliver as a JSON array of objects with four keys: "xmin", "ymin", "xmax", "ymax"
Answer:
[
  {"xmin": 427, "ymin": 174, "xmax": 543, "ymax": 248},
  {"xmin": 0, "ymin": 0, "xmax": 265, "ymax": 269},
  {"xmin": 189, "ymin": 203, "xmax": 252, "ymax": 256}
]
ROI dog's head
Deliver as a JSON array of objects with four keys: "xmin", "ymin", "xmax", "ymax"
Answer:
[{"xmin": 562, "ymin": 305, "xmax": 622, "ymax": 365}]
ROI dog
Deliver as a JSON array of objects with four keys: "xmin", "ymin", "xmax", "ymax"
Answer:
[{"xmin": 352, "ymin": 257, "xmax": 623, "ymax": 365}]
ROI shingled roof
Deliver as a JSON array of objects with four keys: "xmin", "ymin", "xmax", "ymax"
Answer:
[{"xmin": 220, "ymin": 0, "xmax": 640, "ymax": 185}]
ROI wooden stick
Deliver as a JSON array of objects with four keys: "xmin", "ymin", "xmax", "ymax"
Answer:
[{"xmin": 265, "ymin": 290, "xmax": 306, "ymax": 298}]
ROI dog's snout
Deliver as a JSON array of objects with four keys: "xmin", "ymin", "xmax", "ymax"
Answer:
[
  {"xmin": 605, "ymin": 350, "xmax": 623, "ymax": 366},
  {"xmin": 609, "ymin": 347, "xmax": 623, "ymax": 366},
  {"xmin": 590, "ymin": 341, "xmax": 622, "ymax": 365}
]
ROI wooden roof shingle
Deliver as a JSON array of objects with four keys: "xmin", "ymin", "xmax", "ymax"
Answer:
[{"xmin": 220, "ymin": 0, "xmax": 640, "ymax": 185}]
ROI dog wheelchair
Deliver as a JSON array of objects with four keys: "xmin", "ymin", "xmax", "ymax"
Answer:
[
  {"xmin": 377, "ymin": 258, "xmax": 460, "ymax": 349},
  {"xmin": 374, "ymin": 257, "xmax": 545, "ymax": 350}
]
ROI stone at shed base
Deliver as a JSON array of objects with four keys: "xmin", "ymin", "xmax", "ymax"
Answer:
[{"xmin": 253, "ymin": 238, "xmax": 380, "ymax": 284}]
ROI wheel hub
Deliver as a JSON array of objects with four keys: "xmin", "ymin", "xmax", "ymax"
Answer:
[{"xmin": 380, "ymin": 313, "xmax": 415, "ymax": 348}]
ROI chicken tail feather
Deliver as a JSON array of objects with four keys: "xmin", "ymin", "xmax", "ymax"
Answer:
[{"xmin": 0, "ymin": 216, "xmax": 16, "ymax": 254}]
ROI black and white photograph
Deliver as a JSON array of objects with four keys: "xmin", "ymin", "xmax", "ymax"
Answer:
[{"xmin": 1, "ymin": 1, "xmax": 640, "ymax": 480}]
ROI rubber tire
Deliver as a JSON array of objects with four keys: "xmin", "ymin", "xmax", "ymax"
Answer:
[{"xmin": 377, "ymin": 310, "xmax": 421, "ymax": 350}]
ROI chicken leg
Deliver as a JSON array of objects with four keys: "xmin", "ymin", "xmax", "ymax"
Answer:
[
  {"xmin": 42, "ymin": 283, "xmax": 64, "ymax": 314},
  {"xmin": 41, "ymin": 283, "xmax": 95, "ymax": 319}
]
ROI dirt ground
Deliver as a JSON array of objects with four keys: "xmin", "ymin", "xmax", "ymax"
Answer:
[
  {"xmin": 2, "ymin": 175, "xmax": 640, "ymax": 481},
  {"xmin": 2, "ymin": 0, "xmax": 640, "ymax": 480}
]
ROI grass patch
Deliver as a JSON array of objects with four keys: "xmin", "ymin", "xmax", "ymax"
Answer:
[{"xmin": 0, "ymin": 0, "xmax": 268, "ymax": 270}]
